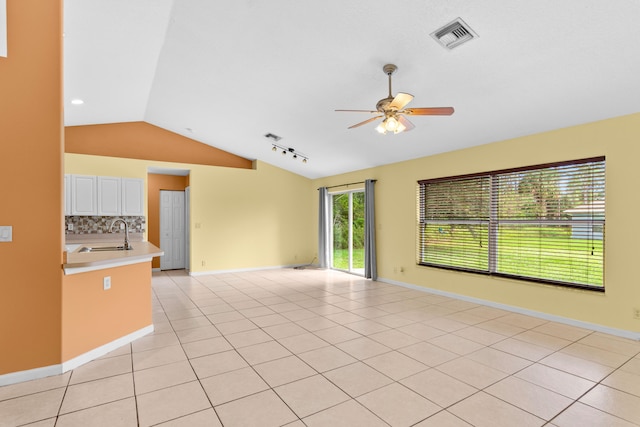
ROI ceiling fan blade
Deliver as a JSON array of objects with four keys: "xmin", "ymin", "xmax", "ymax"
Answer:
[
  {"xmin": 335, "ymin": 109, "xmax": 378, "ymax": 113},
  {"xmin": 347, "ymin": 115, "xmax": 383, "ymax": 129},
  {"xmin": 389, "ymin": 92, "xmax": 414, "ymax": 110},
  {"xmin": 398, "ymin": 115, "xmax": 415, "ymax": 132},
  {"xmin": 404, "ymin": 107, "xmax": 455, "ymax": 116}
]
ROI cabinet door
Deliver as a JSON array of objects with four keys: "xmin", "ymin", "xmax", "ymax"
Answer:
[
  {"xmin": 71, "ymin": 175, "xmax": 97, "ymax": 215},
  {"xmin": 98, "ymin": 176, "xmax": 121, "ymax": 216},
  {"xmin": 121, "ymin": 178, "xmax": 144, "ymax": 216},
  {"xmin": 64, "ymin": 174, "xmax": 71, "ymax": 215}
]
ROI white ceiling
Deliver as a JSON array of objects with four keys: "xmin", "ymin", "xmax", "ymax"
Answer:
[{"xmin": 63, "ymin": 0, "xmax": 640, "ymax": 179}]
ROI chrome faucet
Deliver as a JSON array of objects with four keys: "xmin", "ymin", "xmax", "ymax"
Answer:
[{"xmin": 109, "ymin": 218, "xmax": 132, "ymax": 250}]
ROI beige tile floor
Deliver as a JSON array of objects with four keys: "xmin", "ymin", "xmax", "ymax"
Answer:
[{"xmin": 2, "ymin": 268, "xmax": 640, "ymax": 427}]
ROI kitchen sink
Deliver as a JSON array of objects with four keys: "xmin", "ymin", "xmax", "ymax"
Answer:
[{"xmin": 78, "ymin": 246, "xmax": 133, "ymax": 253}]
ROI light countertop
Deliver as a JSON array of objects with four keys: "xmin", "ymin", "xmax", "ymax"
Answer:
[{"xmin": 63, "ymin": 241, "xmax": 164, "ymax": 275}]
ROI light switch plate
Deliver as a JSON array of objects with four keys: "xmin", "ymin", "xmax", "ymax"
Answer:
[{"xmin": 0, "ymin": 226, "xmax": 12, "ymax": 242}]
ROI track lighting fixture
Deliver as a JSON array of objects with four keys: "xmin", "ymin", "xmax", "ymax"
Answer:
[
  {"xmin": 265, "ymin": 133, "xmax": 308, "ymax": 163},
  {"xmin": 270, "ymin": 143, "xmax": 308, "ymax": 164}
]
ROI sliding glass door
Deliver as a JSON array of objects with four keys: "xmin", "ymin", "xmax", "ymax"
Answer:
[{"xmin": 331, "ymin": 190, "xmax": 365, "ymax": 275}]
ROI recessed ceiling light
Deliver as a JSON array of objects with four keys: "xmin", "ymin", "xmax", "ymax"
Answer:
[{"xmin": 71, "ymin": 99, "xmax": 84, "ymax": 105}]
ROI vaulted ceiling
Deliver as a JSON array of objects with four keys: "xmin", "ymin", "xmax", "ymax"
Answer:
[{"xmin": 63, "ymin": 0, "xmax": 640, "ymax": 179}]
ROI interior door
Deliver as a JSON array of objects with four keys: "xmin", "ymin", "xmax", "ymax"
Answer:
[
  {"xmin": 331, "ymin": 190, "xmax": 365, "ymax": 275},
  {"xmin": 160, "ymin": 190, "xmax": 186, "ymax": 270}
]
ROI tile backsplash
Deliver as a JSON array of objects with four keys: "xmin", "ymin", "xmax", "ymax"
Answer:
[{"xmin": 65, "ymin": 216, "xmax": 145, "ymax": 236}]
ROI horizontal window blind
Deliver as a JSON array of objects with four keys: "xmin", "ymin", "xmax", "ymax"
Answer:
[
  {"xmin": 418, "ymin": 157, "xmax": 605, "ymax": 290},
  {"xmin": 418, "ymin": 175, "xmax": 490, "ymax": 272}
]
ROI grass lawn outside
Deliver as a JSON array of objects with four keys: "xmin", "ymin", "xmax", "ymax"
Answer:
[
  {"xmin": 422, "ymin": 224, "xmax": 603, "ymax": 287},
  {"xmin": 332, "ymin": 248, "xmax": 364, "ymax": 271}
]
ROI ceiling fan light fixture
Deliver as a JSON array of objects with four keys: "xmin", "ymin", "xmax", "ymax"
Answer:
[
  {"xmin": 384, "ymin": 116, "xmax": 400, "ymax": 132},
  {"xmin": 336, "ymin": 63, "xmax": 454, "ymax": 133}
]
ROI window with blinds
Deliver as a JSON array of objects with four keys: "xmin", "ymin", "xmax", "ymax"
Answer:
[{"xmin": 418, "ymin": 157, "xmax": 605, "ymax": 290}]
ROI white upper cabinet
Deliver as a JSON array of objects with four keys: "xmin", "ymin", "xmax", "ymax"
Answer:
[
  {"xmin": 97, "ymin": 176, "xmax": 122, "ymax": 216},
  {"xmin": 66, "ymin": 175, "xmax": 144, "ymax": 216},
  {"xmin": 64, "ymin": 174, "xmax": 72, "ymax": 215},
  {"xmin": 71, "ymin": 175, "xmax": 97, "ymax": 215},
  {"xmin": 121, "ymin": 178, "xmax": 144, "ymax": 216}
]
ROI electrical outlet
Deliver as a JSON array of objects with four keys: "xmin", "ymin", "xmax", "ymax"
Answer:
[
  {"xmin": 201, "ymin": 260, "xmax": 206, "ymax": 267},
  {"xmin": 0, "ymin": 226, "xmax": 12, "ymax": 242},
  {"xmin": 103, "ymin": 276, "xmax": 111, "ymax": 290},
  {"xmin": 68, "ymin": 223, "xmax": 74, "ymax": 231},
  {"xmin": 633, "ymin": 308, "xmax": 640, "ymax": 320}
]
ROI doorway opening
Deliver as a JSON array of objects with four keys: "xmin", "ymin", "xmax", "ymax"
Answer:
[
  {"xmin": 147, "ymin": 169, "xmax": 190, "ymax": 271},
  {"xmin": 330, "ymin": 189, "xmax": 365, "ymax": 275}
]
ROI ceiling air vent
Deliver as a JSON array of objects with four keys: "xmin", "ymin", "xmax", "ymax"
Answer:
[
  {"xmin": 264, "ymin": 133, "xmax": 282, "ymax": 142},
  {"xmin": 431, "ymin": 18, "xmax": 478, "ymax": 50}
]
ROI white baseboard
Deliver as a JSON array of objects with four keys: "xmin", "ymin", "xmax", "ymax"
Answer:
[
  {"xmin": 190, "ymin": 264, "xmax": 306, "ymax": 277},
  {"xmin": 0, "ymin": 364, "xmax": 63, "ymax": 387},
  {"xmin": 0, "ymin": 325, "xmax": 154, "ymax": 387},
  {"xmin": 61, "ymin": 324, "xmax": 154, "ymax": 372},
  {"xmin": 379, "ymin": 277, "xmax": 640, "ymax": 341}
]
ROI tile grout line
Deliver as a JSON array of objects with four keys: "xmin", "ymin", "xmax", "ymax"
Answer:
[
  {"xmin": 142, "ymin": 269, "xmax": 640, "ymax": 426},
  {"xmin": 167, "ymin": 270, "xmax": 308, "ymax": 425},
  {"xmin": 155, "ymin": 272, "xmax": 222, "ymax": 425},
  {"xmin": 544, "ymin": 348, "xmax": 640, "ymax": 426}
]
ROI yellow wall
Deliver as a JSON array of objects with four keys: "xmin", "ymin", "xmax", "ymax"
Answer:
[
  {"xmin": 65, "ymin": 154, "xmax": 315, "ymax": 272},
  {"xmin": 0, "ymin": 0, "xmax": 63, "ymax": 375},
  {"xmin": 314, "ymin": 113, "xmax": 640, "ymax": 334}
]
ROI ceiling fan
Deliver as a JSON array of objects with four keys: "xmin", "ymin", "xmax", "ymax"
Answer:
[{"xmin": 336, "ymin": 64, "xmax": 454, "ymax": 134}]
